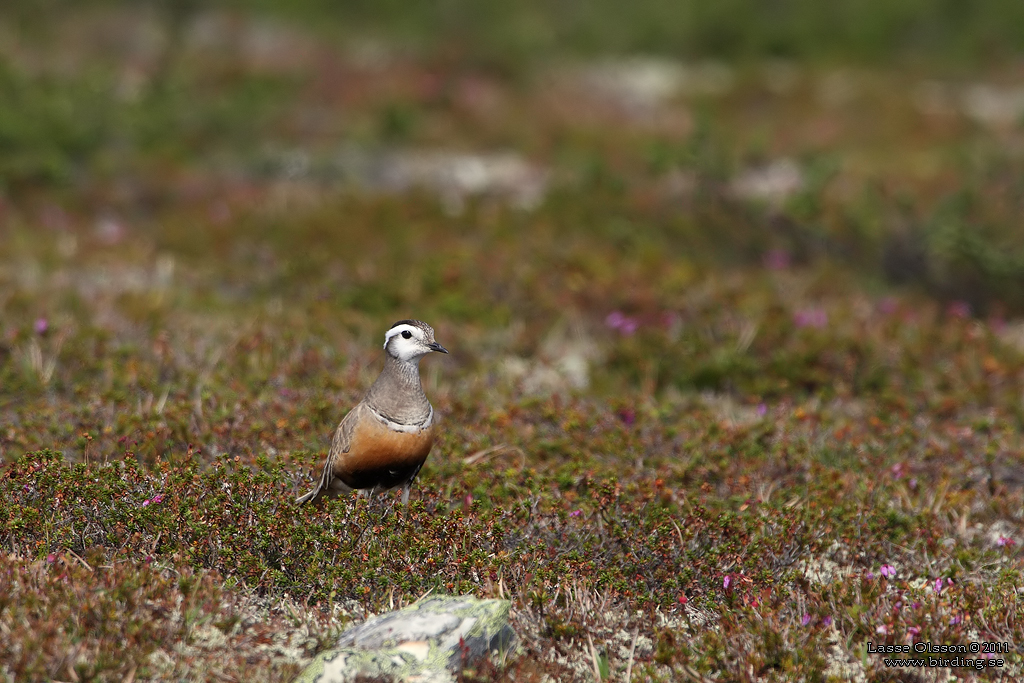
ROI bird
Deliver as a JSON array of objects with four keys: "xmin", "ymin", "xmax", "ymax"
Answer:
[{"xmin": 297, "ymin": 319, "xmax": 447, "ymax": 505}]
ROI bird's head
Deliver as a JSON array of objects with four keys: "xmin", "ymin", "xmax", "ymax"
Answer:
[{"xmin": 383, "ymin": 319, "xmax": 448, "ymax": 362}]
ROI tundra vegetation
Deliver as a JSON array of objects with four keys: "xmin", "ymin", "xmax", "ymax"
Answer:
[{"xmin": 2, "ymin": 1, "xmax": 1024, "ymax": 681}]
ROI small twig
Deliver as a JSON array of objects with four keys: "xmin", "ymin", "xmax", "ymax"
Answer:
[
  {"xmin": 670, "ymin": 518, "xmax": 685, "ymax": 547},
  {"xmin": 679, "ymin": 664, "xmax": 716, "ymax": 683},
  {"xmin": 65, "ymin": 549, "xmax": 93, "ymax": 572},
  {"xmin": 625, "ymin": 628, "xmax": 639, "ymax": 683},
  {"xmin": 463, "ymin": 443, "xmax": 526, "ymax": 469}
]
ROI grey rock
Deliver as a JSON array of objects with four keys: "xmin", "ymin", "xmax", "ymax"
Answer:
[{"xmin": 294, "ymin": 595, "xmax": 516, "ymax": 683}]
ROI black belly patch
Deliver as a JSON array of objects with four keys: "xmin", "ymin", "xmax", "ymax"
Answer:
[{"xmin": 342, "ymin": 462, "xmax": 422, "ymax": 490}]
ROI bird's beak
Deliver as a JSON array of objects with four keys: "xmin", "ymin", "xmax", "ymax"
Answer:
[{"xmin": 427, "ymin": 342, "xmax": 449, "ymax": 354}]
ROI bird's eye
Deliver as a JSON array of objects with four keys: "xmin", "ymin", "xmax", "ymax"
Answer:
[{"xmin": 401, "ymin": 330, "xmax": 412, "ymax": 339}]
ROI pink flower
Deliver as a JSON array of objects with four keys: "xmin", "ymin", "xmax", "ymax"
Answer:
[
  {"xmin": 821, "ymin": 615, "xmax": 832, "ymax": 628},
  {"xmin": 605, "ymin": 311, "xmax": 640, "ymax": 336},
  {"xmin": 801, "ymin": 613, "xmax": 812, "ymax": 627},
  {"xmin": 933, "ymin": 578, "xmax": 944, "ymax": 593},
  {"xmin": 34, "ymin": 318, "xmax": 49, "ymax": 335},
  {"xmin": 570, "ymin": 509, "xmax": 582, "ymax": 518},
  {"xmin": 880, "ymin": 564, "xmax": 896, "ymax": 578},
  {"xmin": 877, "ymin": 297, "xmax": 898, "ymax": 315},
  {"xmin": 46, "ymin": 554, "xmax": 56, "ymax": 563},
  {"xmin": 997, "ymin": 535, "xmax": 1015, "ymax": 547},
  {"xmin": 890, "ymin": 462, "xmax": 906, "ymax": 479},
  {"xmin": 756, "ymin": 403, "xmax": 767, "ymax": 417},
  {"xmin": 152, "ymin": 494, "xmax": 164, "ymax": 505},
  {"xmin": 763, "ymin": 249, "xmax": 791, "ymax": 270},
  {"xmin": 793, "ymin": 307, "xmax": 827, "ymax": 329},
  {"xmin": 723, "ymin": 575, "xmax": 731, "ymax": 589},
  {"xmin": 661, "ymin": 312, "xmax": 682, "ymax": 329},
  {"xmin": 947, "ymin": 301, "xmax": 971, "ymax": 319},
  {"xmin": 876, "ymin": 624, "xmax": 888, "ymax": 635},
  {"xmin": 907, "ymin": 626, "xmax": 920, "ymax": 637}
]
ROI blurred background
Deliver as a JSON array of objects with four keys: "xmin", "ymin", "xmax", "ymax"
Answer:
[{"xmin": 2, "ymin": 0, "xmax": 1024, "ymax": 459}]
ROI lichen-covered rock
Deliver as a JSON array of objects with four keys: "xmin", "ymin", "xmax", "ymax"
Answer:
[{"xmin": 293, "ymin": 595, "xmax": 516, "ymax": 683}]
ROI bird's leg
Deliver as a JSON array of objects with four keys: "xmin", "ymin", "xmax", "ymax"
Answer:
[
  {"xmin": 349, "ymin": 489, "xmax": 376, "ymax": 548},
  {"xmin": 375, "ymin": 486, "xmax": 398, "ymax": 526}
]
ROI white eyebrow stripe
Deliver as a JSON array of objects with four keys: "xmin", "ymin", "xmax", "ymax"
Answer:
[{"xmin": 383, "ymin": 324, "xmax": 420, "ymax": 349}]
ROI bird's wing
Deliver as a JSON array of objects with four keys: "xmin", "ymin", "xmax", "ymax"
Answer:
[{"xmin": 296, "ymin": 402, "xmax": 364, "ymax": 504}]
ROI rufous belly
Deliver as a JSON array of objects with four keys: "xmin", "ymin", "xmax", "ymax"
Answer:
[{"xmin": 337, "ymin": 415, "xmax": 435, "ymax": 490}]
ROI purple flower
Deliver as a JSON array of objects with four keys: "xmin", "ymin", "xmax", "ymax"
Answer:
[
  {"xmin": 142, "ymin": 499, "xmax": 150, "ymax": 507},
  {"xmin": 866, "ymin": 572, "xmax": 875, "ymax": 580},
  {"xmin": 997, "ymin": 535, "xmax": 1015, "ymax": 547},
  {"xmin": 34, "ymin": 318, "xmax": 48, "ymax": 335},
  {"xmin": 151, "ymin": 494, "xmax": 164, "ymax": 505},
  {"xmin": 880, "ymin": 564, "xmax": 896, "ymax": 579},
  {"xmin": 949, "ymin": 615, "xmax": 962, "ymax": 625},
  {"xmin": 570, "ymin": 509, "xmax": 582, "ymax": 518},
  {"xmin": 723, "ymin": 575, "xmax": 731, "ymax": 589},
  {"xmin": 890, "ymin": 462, "xmax": 906, "ymax": 479},
  {"xmin": 933, "ymin": 578, "xmax": 944, "ymax": 593},
  {"xmin": 947, "ymin": 301, "xmax": 971, "ymax": 319},
  {"xmin": 821, "ymin": 615, "xmax": 832, "ymax": 628},
  {"xmin": 793, "ymin": 307, "xmax": 828, "ymax": 329},
  {"xmin": 46, "ymin": 553, "xmax": 56, "ymax": 563},
  {"xmin": 756, "ymin": 403, "xmax": 767, "ymax": 417},
  {"xmin": 801, "ymin": 613, "xmax": 812, "ymax": 627},
  {"xmin": 605, "ymin": 311, "xmax": 640, "ymax": 336},
  {"xmin": 907, "ymin": 626, "xmax": 920, "ymax": 637},
  {"xmin": 618, "ymin": 408, "xmax": 636, "ymax": 426},
  {"xmin": 763, "ymin": 249, "xmax": 791, "ymax": 271}
]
